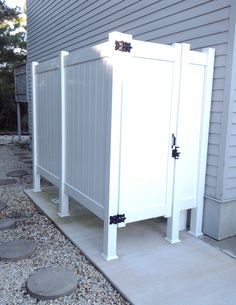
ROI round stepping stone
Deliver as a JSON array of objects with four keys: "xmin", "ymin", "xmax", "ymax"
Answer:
[
  {"xmin": 7, "ymin": 170, "xmax": 28, "ymax": 177},
  {"xmin": 0, "ymin": 200, "xmax": 7, "ymax": 210},
  {"xmin": 0, "ymin": 219, "xmax": 15, "ymax": 231},
  {"xmin": 27, "ymin": 267, "xmax": 77, "ymax": 300},
  {"xmin": 0, "ymin": 178, "xmax": 17, "ymax": 186},
  {"xmin": 0, "ymin": 239, "xmax": 36, "ymax": 261}
]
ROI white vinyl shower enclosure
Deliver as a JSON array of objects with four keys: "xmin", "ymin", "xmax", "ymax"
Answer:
[{"xmin": 31, "ymin": 32, "xmax": 215, "ymax": 260}]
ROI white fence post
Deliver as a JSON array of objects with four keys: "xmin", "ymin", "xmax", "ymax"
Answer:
[
  {"xmin": 102, "ymin": 32, "xmax": 133, "ymax": 260},
  {"xmin": 101, "ymin": 64, "xmax": 121, "ymax": 260},
  {"xmin": 166, "ymin": 43, "xmax": 190, "ymax": 244},
  {"xmin": 189, "ymin": 47, "xmax": 215, "ymax": 237},
  {"xmin": 58, "ymin": 51, "xmax": 70, "ymax": 217},
  {"xmin": 31, "ymin": 61, "xmax": 41, "ymax": 192}
]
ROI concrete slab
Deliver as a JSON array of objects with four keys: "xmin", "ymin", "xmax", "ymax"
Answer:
[
  {"xmin": 7, "ymin": 169, "xmax": 28, "ymax": 177},
  {"xmin": 27, "ymin": 267, "xmax": 77, "ymax": 300},
  {"xmin": 25, "ymin": 187, "xmax": 236, "ymax": 305},
  {"xmin": 0, "ymin": 239, "xmax": 36, "ymax": 261},
  {"xmin": 0, "ymin": 178, "xmax": 17, "ymax": 186},
  {"xmin": 0, "ymin": 218, "xmax": 15, "ymax": 231}
]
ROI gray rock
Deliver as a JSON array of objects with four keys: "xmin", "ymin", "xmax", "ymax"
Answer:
[
  {"xmin": 15, "ymin": 216, "xmax": 33, "ymax": 224},
  {"xmin": 27, "ymin": 267, "xmax": 77, "ymax": 300},
  {"xmin": 0, "ymin": 219, "xmax": 15, "ymax": 231},
  {"xmin": 0, "ymin": 239, "xmax": 36, "ymax": 261}
]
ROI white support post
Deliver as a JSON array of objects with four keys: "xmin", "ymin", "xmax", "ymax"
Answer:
[
  {"xmin": 166, "ymin": 209, "xmax": 181, "ymax": 244},
  {"xmin": 166, "ymin": 43, "xmax": 190, "ymax": 244},
  {"xmin": 179, "ymin": 210, "xmax": 187, "ymax": 231},
  {"xmin": 102, "ymin": 33, "xmax": 132, "ymax": 260},
  {"xmin": 31, "ymin": 61, "xmax": 41, "ymax": 192},
  {"xmin": 102, "ymin": 219, "xmax": 119, "ymax": 261},
  {"xmin": 189, "ymin": 47, "xmax": 215, "ymax": 237},
  {"xmin": 102, "ymin": 82, "xmax": 120, "ymax": 260},
  {"xmin": 16, "ymin": 102, "xmax": 21, "ymax": 142},
  {"xmin": 58, "ymin": 51, "xmax": 70, "ymax": 218},
  {"xmin": 189, "ymin": 206, "xmax": 203, "ymax": 237}
]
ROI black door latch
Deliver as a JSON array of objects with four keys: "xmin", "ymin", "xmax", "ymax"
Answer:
[
  {"xmin": 172, "ymin": 146, "xmax": 180, "ymax": 159},
  {"xmin": 171, "ymin": 133, "xmax": 181, "ymax": 159}
]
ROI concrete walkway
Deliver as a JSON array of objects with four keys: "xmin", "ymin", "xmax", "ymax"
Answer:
[{"xmin": 26, "ymin": 187, "xmax": 236, "ymax": 305}]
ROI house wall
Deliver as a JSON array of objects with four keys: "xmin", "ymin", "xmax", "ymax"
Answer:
[
  {"xmin": 27, "ymin": 0, "xmax": 236, "ymax": 238},
  {"xmin": 202, "ymin": 1, "xmax": 236, "ymax": 239},
  {"xmin": 222, "ymin": 1, "xmax": 236, "ymax": 201}
]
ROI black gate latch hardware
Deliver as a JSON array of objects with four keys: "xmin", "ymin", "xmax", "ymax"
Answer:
[
  {"xmin": 115, "ymin": 41, "xmax": 132, "ymax": 53},
  {"xmin": 172, "ymin": 147, "xmax": 181, "ymax": 159},
  {"xmin": 171, "ymin": 133, "xmax": 181, "ymax": 159},
  {"xmin": 110, "ymin": 214, "xmax": 126, "ymax": 225}
]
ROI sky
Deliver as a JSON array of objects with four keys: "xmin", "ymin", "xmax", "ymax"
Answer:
[
  {"xmin": 5, "ymin": 0, "xmax": 25, "ymax": 10},
  {"xmin": 4, "ymin": 0, "xmax": 27, "ymax": 31}
]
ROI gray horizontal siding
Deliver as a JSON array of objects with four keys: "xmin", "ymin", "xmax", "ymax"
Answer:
[
  {"xmin": 27, "ymin": 0, "xmax": 233, "ymax": 199},
  {"xmin": 228, "ymin": 156, "xmax": 236, "ymax": 167},
  {"xmin": 27, "ymin": 0, "xmax": 230, "ymax": 60}
]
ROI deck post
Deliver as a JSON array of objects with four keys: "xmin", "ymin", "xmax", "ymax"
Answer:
[
  {"xmin": 31, "ymin": 61, "xmax": 41, "ymax": 192},
  {"xmin": 58, "ymin": 51, "xmax": 70, "ymax": 217}
]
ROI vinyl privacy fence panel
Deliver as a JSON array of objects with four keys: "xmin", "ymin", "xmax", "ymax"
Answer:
[
  {"xmin": 65, "ymin": 57, "xmax": 113, "ymax": 218},
  {"xmin": 33, "ymin": 58, "xmax": 61, "ymax": 183},
  {"xmin": 31, "ymin": 32, "xmax": 215, "ymax": 260}
]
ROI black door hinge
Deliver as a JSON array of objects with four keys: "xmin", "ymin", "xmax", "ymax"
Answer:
[
  {"xmin": 110, "ymin": 214, "xmax": 126, "ymax": 225},
  {"xmin": 171, "ymin": 133, "xmax": 181, "ymax": 159},
  {"xmin": 115, "ymin": 41, "xmax": 132, "ymax": 53}
]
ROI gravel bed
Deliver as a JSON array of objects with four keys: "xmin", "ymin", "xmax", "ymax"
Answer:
[{"xmin": 0, "ymin": 138, "xmax": 130, "ymax": 305}]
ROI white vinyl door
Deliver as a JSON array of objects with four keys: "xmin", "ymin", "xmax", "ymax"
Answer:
[
  {"xmin": 173, "ymin": 63, "xmax": 205, "ymax": 211},
  {"xmin": 118, "ymin": 56, "xmax": 177, "ymax": 223}
]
